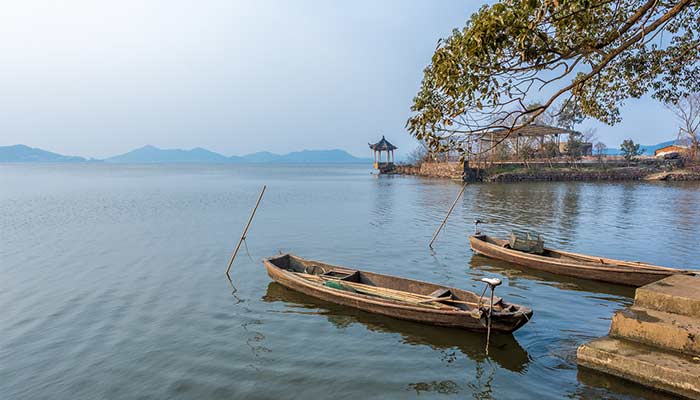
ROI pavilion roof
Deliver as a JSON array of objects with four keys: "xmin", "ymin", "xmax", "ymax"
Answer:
[{"xmin": 369, "ymin": 136, "xmax": 398, "ymax": 151}]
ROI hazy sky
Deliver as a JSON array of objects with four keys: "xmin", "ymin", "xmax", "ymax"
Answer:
[{"xmin": 0, "ymin": 1, "xmax": 681, "ymax": 159}]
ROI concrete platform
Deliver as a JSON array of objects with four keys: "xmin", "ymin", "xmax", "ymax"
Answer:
[
  {"xmin": 578, "ymin": 337, "xmax": 700, "ymax": 399},
  {"xmin": 634, "ymin": 274, "xmax": 700, "ymax": 318},
  {"xmin": 610, "ymin": 306, "xmax": 700, "ymax": 354},
  {"xmin": 577, "ymin": 274, "xmax": 700, "ymax": 398}
]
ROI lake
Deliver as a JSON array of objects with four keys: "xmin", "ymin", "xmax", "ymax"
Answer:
[{"xmin": 1, "ymin": 164, "xmax": 698, "ymax": 399}]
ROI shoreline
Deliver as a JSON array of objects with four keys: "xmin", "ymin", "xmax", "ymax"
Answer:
[
  {"xmin": 487, "ymin": 166, "xmax": 700, "ymax": 183},
  {"xmin": 390, "ymin": 163, "xmax": 700, "ymax": 183}
]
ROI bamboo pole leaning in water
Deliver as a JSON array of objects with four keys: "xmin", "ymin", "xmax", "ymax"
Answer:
[
  {"xmin": 225, "ymin": 185, "xmax": 266, "ymax": 277},
  {"xmin": 428, "ymin": 183, "xmax": 467, "ymax": 249}
]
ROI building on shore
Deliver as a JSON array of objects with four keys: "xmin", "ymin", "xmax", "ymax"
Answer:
[
  {"xmin": 464, "ymin": 123, "xmax": 590, "ymax": 163},
  {"xmin": 654, "ymin": 144, "xmax": 688, "ymax": 158},
  {"xmin": 369, "ymin": 136, "xmax": 397, "ymax": 173}
]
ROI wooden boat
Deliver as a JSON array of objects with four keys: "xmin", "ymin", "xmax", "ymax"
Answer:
[
  {"xmin": 469, "ymin": 234, "xmax": 696, "ymax": 287},
  {"xmin": 263, "ymin": 281, "xmax": 531, "ymax": 372},
  {"xmin": 263, "ymin": 253, "xmax": 532, "ymax": 333}
]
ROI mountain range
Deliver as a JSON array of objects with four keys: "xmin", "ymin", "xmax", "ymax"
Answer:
[
  {"xmin": 1, "ymin": 139, "xmax": 679, "ymax": 163},
  {"xmin": 0, "ymin": 144, "xmax": 372, "ymax": 164}
]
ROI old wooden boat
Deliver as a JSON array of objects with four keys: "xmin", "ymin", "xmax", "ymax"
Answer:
[
  {"xmin": 469, "ymin": 234, "xmax": 696, "ymax": 287},
  {"xmin": 263, "ymin": 282, "xmax": 531, "ymax": 372},
  {"xmin": 263, "ymin": 253, "xmax": 532, "ymax": 333}
]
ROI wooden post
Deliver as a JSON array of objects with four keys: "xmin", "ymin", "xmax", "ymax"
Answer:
[
  {"xmin": 226, "ymin": 185, "xmax": 266, "ymax": 277},
  {"xmin": 428, "ymin": 183, "xmax": 468, "ymax": 249}
]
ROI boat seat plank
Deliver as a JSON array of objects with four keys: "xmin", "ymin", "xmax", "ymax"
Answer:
[
  {"xmin": 321, "ymin": 270, "xmax": 361, "ymax": 283},
  {"xmin": 427, "ymin": 288, "xmax": 452, "ymax": 299}
]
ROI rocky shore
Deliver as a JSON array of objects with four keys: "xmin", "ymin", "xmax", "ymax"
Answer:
[
  {"xmin": 486, "ymin": 166, "xmax": 700, "ymax": 183},
  {"xmin": 391, "ymin": 163, "xmax": 700, "ymax": 183},
  {"xmin": 643, "ymin": 166, "xmax": 700, "ymax": 181},
  {"xmin": 486, "ymin": 166, "xmax": 649, "ymax": 182}
]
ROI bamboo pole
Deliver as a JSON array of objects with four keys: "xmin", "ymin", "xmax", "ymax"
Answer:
[
  {"xmin": 428, "ymin": 183, "xmax": 467, "ymax": 248},
  {"xmin": 225, "ymin": 185, "xmax": 266, "ymax": 277}
]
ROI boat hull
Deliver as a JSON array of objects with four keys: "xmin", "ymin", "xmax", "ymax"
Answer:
[
  {"xmin": 263, "ymin": 255, "xmax": 531, "ymax": 333},
  {"xmin": 469, "ymin": 235, "xmax": 690, "ymax": 287}
]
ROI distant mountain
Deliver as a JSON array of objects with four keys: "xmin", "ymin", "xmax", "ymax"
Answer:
[
  {"xmin": 106, "ymin": 146, "xmax": 371, "ymax": 164},
  {"xmin": 602, "ymin": 139, "xmax": 677, "ymax": 156},
  {"xmin": 2, "ymin": 144, "xmax": 373, "ymax": 164},
  {"xmin": 0, "ymin": 144, "xmax": 87, "ymax": 162},
  {"xmin": 106, "ymin": 145, "xmax": 231, "ymax": 163},
  {"xmin": 239, "ymin": 149, "xmax": 372, "ymax": 163}
]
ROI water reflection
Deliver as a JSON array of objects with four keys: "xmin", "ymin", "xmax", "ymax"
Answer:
[
  {"xmin": 576, "ymin": 367, "xmax": 679, "ymax": 400},
  {"xmin": 468, "ymin": 183, "xmax": 584, "ymax": 247},
  {"xmin": 262, "ymin": 282, "xmax": 531, "ymax": 373},
  {"xmin": 469, "ymin": 255, "xmax": 636, "ymax": 299},
  {"xmin": 558, "ymin": 183, "xmax": 582, "ymax": 242},
  {"xmin": 225, "ymin": 275, "xmax": 244, "ymax": 305},
  {"xmin": 370, "ymin": 175, "xmax": 396, "ymax": 228}
]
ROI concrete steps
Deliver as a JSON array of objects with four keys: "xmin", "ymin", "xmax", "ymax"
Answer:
[
  {"xmin": 634, "ymin": 275, "xmax": 700, "ymax": 318},
  {"xmin": 578, "ymin": 337, "xmax": 700, "ymax": 400},
  {"xmin": 577, "ymin": 275, "xmax": 700, "ymax": 399},
  {"xmin": 610, "ymin": 306, "xmax": 700, "ymax": 354}
]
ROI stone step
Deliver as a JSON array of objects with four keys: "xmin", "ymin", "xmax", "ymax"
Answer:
[
  {"xmin": 577, "ymin": 337, "xmax": 700, "ymax": 399},
  {"xmin": 610, "ymin": 306, "xmax": 700, "ymax": 355},
  {"xmin": 634, "ymin": 275, "xmax": 700, "ymax": 318}
]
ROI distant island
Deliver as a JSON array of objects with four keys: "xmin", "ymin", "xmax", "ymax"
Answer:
[
  {"xmin": 0, "ymin": 144, "xmax": 372, "ymax": 164},
  {"xmin": 0, "ymin": 145, "xmax": 89, "ymax": 163}
]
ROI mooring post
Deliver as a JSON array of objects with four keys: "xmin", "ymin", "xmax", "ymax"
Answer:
[
  {"xmin": 428, "ymin": 183, "xmax": 467, "ymax": 249},
  {"xmin": 226, "ymin": 185, "xmax": 266, "ymax": 277}
]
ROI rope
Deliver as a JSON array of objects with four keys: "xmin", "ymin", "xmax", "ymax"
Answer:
[
  {"xmin": 242, "ymin": 237, "xmax": 255, "ymax": 263},
  {"xmin": 486, "ymin": 287, "xmax": 495, "ymax": 355},
  {"xmin": 477, "ymin": 284, "xmax": 488, "ymax": 309}
]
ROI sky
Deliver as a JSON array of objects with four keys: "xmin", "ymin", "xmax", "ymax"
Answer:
[{"xmin": 0, "ymin": 0, "xmax": 682, "ymax": 159}]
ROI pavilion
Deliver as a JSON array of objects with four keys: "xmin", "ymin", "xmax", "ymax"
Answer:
[
  {"xmin": 369, "ymin": 136, "xmax": 397, "ymax": 169},
  {"xmin": 462, "ymin": 123, "xmax": 588, "ymax": 159}
]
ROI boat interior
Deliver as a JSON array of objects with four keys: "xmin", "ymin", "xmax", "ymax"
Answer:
[
  {"xmin": 475, "ymin": 235, "xmax": 685, "ymax": 272},
  {"xmin": 267, "ymin": 254, "xmax": 518, "ymax": 312}
]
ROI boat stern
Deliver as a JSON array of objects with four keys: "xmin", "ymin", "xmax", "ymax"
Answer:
[{"xmin": 487, "ymin": 305, "xmax": 533, "ymax": 333}]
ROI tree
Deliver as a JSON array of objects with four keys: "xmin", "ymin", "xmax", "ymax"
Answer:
[
  {"xmin": 406, "ymin": 143, "xmax": 429, "ymax": 166},
  {"xmin": 407, "ymin": 0, "xmax": 700, "ymax": 156},
  {"xmin": 620, "ymin": 139, "xmax": 643, "ymax": 166},
  {"xmin": 519, "ymin": 142, "xmax": 536, "ymax": 168},
  {"xmin": 665, "ymin": 93, "xmax": 700, "ymax": 163},
  {"xmin": 594, "ymin": 142, "xmax": 607, "ymax": 163},
  {"xmin": 542, "ymin": 140, "xmax": 559, "ymax": 167},
  {"xmin": 566, "ymin": 132, "xmax": 585, "ymax": 166},
  {"xmin": 556, "ymin": 100, "xmax": 584, "ymax": 131},
  {"xmin": 581, "ymin": 127, "xmax": 598, "ymax": 145}
]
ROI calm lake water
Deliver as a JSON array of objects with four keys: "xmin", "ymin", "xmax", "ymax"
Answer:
[{"xmin": 1, "ymin": 164, "xmax": 699, "ymax": 400}]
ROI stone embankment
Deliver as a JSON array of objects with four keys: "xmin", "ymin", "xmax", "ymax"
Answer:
[
  {"xmin": 393, "ymin": 162, "xmax": 463, "ymax": 180},
  {"xmin": 391, "ymin": 162, "xmax": 700, "ymax": 183},
  {"xmin": 644, "ymin": 166, "xmax": 700, "ymax": 181},
  {"xmin": 486, "ymin": 167, "xmax": 650, "ymax": 182},
  {"xmin": 577, "ymin": 275, "xmax": 700, "ymax": 399}
]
